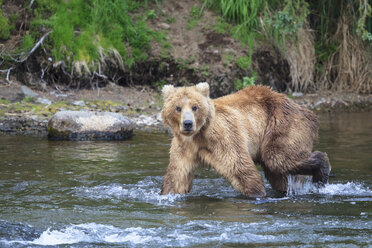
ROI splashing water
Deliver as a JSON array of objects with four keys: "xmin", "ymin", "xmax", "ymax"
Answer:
[
  {"xmin": 74, "ymin": 176, "xmax": 240, "ymax": 206},
  {"xmin": 287, "ymin": 174, "xmax": 372, "ymax": 196},
  {"xmin": 74, "ymin": 177, "xmax": 185, "ymax": 206},
  {"xmin": 286, "ymin": 175, "xmax": 314, "ymax": 196},
  {"xmin": 0, "ymin": 222, "xmax": 279, "ymax": 247}
]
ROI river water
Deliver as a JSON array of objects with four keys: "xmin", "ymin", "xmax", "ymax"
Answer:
[{"xmin": 0, "ymin": 112, "xmax": 371, "ymax": 247}]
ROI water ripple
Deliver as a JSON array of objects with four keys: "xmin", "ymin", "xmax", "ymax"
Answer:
[{"xmin": 2, "ymin": 219, "xmax": 370, "ymax": 247}]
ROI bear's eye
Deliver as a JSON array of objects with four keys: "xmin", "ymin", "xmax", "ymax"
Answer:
[
  {"xmin": 192, "ymin": 106, "xmax": 198, "ymax": 111},
  {"xmin": 176, "ymin": 106, "xmax": 182, "ymax": 112}
]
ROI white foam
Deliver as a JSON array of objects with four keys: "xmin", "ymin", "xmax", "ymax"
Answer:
[
  {"xmin": 74, "ymin": 177, "xmax": 185, "ymax": 206},
  {"xmin": 33, "ymin": 225, "xmax": 92, "ymax": 245},
  {"xmin": 3, "ymin": 216, "xmax": 369, "ymax": 247},
  {"xmin": 30, "ymin": 223, "xmax": 160, "ymax": 246},
  {"xmin": 3, "ymin": 221, "xmax": 275, "ymax": 246},
  {"xmin": 103, "ymin": 227, "xmax": 161, "ymax": 244},
  {"xmin": 317, "ymin": 182, "xmax": 372, "ymax": 196},
  {"xmin": 76, "ymin": 176, "xmax": 372, "ymax": 204},
  {"xmin": 286, "ymin": 176, "xmax": 372, "ymax": 196},
  {"xmin": 74, "ymin": 177, "xmax": 239, "ymax": 206}
]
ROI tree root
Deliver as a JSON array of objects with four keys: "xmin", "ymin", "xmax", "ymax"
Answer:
[{"xmin": 1, "ymin": 31, "xmax": 51, "ymax": 85}]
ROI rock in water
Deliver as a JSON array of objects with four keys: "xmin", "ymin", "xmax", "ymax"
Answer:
[{"xmin": 48, "ymin": 111, "xmax": 134, "ymax": 141}]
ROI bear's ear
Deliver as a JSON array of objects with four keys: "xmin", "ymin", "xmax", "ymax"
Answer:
[
  {"xmin": 195, "ymin": 82, "xmax": 210, "ymax": 97},
  {"xmin": 162, "ymin": 85, "xmax": 175, "ymax": 101}
]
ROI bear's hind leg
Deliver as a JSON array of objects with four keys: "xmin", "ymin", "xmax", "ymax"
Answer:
[
  {"xmin": 260, "ymin": 151, "xmax": 330, "ymax": 193},
  {"xmin": 290, "ymin": 151, "xmax": 331, "ymax": 185},
  {"xmin": 262, "ymin": 167, "xmax": 288, "ymax": 193}
]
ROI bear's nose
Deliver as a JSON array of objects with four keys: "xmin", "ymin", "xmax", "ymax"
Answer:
[{"xmin": 183, "ymin": 120, "xmax": 193, "ymax": 131}]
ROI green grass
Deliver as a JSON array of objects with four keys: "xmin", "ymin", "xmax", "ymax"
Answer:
[
  {"xmin": 154, "ymin": 79, "xmax": 167, "ymax": 90},
  {"xmin": 203, "ymin": 0, "xmax": 309, "ymax": 69},
  {"xmin": 0, "ymin": 98, "xmax": 131, "ymax": 118},
  {"xmin": 0, "ymin": 9, "xmax": 10, "ymax": 40},
  {"xmin": 200, "ymin": 65, "xmax": 210, "ymax": 77},
  {"xmin": 146, "ymin": 9, "xmax": 157, "ymax": 20},
  {"xmin": 213, "ymin": 17, "xmax": 230, "ymax": 34},
  {"xmin": 187, "ymin": 4, "xmax": 203, "ymax": 30},
  {"xmin": 22, "ymin": 96, "xmax": 36, "ymax": 103},
  {"xmin": 187, "ymin": 19, "xmax": 199, "ymax": 30},
  {"xmin": 236, "ymin": 56, "xmax": 251, "ymax": 70},
  {"xmin": 0, "ymin": 99, "xmax": 10, "ymax": 105},
  {"xmin": 166, "ymin": 17, "xmax": 175, "ymax": 24},
  {"xmin": 25, "ymin": 0, "xmax": 165, "ymax": 73},
  {"xmin": 190, "ymin": 5, "xmax": 203, "ymax": 19}
]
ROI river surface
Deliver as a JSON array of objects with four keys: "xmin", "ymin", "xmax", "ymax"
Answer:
[{"xmin": 0, "ymin": 112, "xmax": 371, "ymax": 247}]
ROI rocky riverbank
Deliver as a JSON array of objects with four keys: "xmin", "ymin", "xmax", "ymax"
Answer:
[
  {"xmin": 0, "ymin": 83, "xmax": 166, "ymax": 136},
  {"xmin": 0, "ymin": 113, "xmax": 164, "ymax": 136},
  {"xmin": 0, "ymin": 83, "xmax": 371, "ymax": 136}
]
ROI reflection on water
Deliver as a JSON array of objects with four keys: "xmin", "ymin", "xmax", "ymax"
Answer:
[{"xmin": 0, "ymin": 112, "xmax": 371, "ymax": 247}]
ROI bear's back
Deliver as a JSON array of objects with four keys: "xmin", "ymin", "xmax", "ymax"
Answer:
[{"xmin": 212, "ymin": 85, "xmax": 286, "ymax": 113}]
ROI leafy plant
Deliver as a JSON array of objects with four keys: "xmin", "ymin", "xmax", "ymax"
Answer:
[
  {"xmin": 154, "ymin": 80, "xmax": 167, "ymax": 90},
  {"xmin": 356, "ymin": 1, "xmax": 372, "ymax": 41},
  {"xmin": 243, "ymin": 76, "xmax": 255, "ymax": 86},
  {"xmin": 236, "ymin": 56, "xmax": 251, "ymax": 70},
  {"xmin": 190, "ymin": 5, "xmax": 203, "ymax": 19},
  {"xmin": 200, "ymin": 65, "xmax": 210, "ymax": 77},
  {"xmin": 146, "ymin": 9, "xmax": 157, "ymax": 20},
  {"xmin": 262, "ymin": 0, "xmax": 309, "ymax": 47},
  {"xmin": 234, "ymin": 75, "xmax": 255, "ymax": 90},
  {"xmin": 0, "ymin": 10, "xmax": 10, "ymax": 40}
]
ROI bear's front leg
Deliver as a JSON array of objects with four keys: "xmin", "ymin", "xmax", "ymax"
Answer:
[
  {"xmin": 161, "ymin": 161, "xmax": 195, "ymax": 194},
  {"xmin": 161, "ymin": 139, "xmax": 198, "ymax": 195},
  {"xmin": 231, "ymin": 161, "xmax": 267, "ymax": 198},
  {"xmin": 199, "ymin": 149, "xmax": 266, "ymax": 198}
]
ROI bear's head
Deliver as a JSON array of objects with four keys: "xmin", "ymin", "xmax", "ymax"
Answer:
[{"xmin": 161, "ymin": 83, "xmax": 215, "ymax": 137}]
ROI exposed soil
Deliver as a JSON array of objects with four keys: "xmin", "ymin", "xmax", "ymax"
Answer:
[
  {"xmin": 0, "ymin": 82, "xmax": 160, "ymax": 113},
  {"xmin": 130, "ymin": 0, "xmax": 251, "ymax": 96},
  {"xmin": 252, "ymin": 46, "xmax": 291, "ymax": 92}
]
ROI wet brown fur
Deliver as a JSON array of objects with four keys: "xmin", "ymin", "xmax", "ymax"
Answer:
[{"xmin": 161, "ymin": 84, "xmax": 330, "ymax": 198}]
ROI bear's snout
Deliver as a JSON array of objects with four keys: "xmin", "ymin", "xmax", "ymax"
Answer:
[
  {"xmin": 182, "ymin": 111, "xmax": 195, "ymax": 133},
  {"xmin": 183, "ymin": 120, "xmax": 193, "ymax": 131}
]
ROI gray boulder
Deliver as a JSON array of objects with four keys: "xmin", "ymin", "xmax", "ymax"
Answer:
[
  {"xmin": 48, "ymin": 111, "xmax": 134, "ymax": 141},
  {"xmin": 37, "ymin": 97, "xmax": 52, "ymax": 105},
  {"xmin": 21, "ymin": 86, "xmax": 39, "ymax": 98},
  {"xmin": 72, "ymin": 100, "xmax": 85, "ymax": 106}
]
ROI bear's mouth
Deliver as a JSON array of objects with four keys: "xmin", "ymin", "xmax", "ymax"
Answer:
[{"xmin": 181, "ymin": 130, "xmax": 195, "ymax": 136}]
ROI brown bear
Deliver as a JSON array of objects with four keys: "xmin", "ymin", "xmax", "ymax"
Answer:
[{"xmin": 160, "ymin": 83, "xmax": 330, "ymax": 198}]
